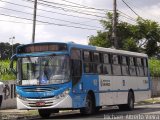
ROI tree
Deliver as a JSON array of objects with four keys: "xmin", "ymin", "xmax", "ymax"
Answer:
[
  {"xmin": 89, "ymin": 31, "xmax": 111, "ymax": 47},
  {"xmin": 0, "ymin": 42, "xmax": 20, "ymax": 59},
  {"xmin": 136, "ymin": 18, "xmax": 160, "ymax": 56},
  {"xmin": 0, "ymin": 42, "xmax": 10, "ymax": 60},
  {"xmin": 89, "ymin": 13, "xmax": 160, "ymax": 57},
  {"xmin": 123, "ymin": 38, "xmax": 139, "ymax": 52}
]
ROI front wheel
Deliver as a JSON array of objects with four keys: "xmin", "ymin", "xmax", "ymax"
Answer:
[
  {"xmin": 80, "ymin": 94, "xmax": 95, "ymax": 115},
  {"xmin": 38, "ymin": 109, "xmax": 51, "ymax": 118}
]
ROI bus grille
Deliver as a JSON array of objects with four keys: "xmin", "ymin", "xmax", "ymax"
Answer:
[{"xmin": 23, "ymin": 86, "xmax": 58, "ymax": 92}]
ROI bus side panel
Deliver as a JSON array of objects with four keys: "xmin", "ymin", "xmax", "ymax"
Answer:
[
  {"xmin": 99, "ymin": 75, "xmax": 128, "ymax": 106},
  {"xmin": 82, "ymin": 75, "xmax": 99, "ymax": 106},
  {"xmin": 71, "ymin": 93, "xmax": 86, "ymax": 108},
  {"xmin": 99, "ymin": 75, "xmax": 151, "ymax": 106},
  {"xmin": 134, "ymin": 91, "xmax": 151, "ymax": 102},
  {"xmin": 71, "ymin": 74, "xmax": 99, "ymax": 108}
]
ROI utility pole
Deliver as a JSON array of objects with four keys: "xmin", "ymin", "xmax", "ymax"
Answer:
[
  {"xmin": 112, "ymin": 0, "xmax": 118, "ymax": 48},
  {"xmin": 32, "ymin": 0, "xmax": 38, "ymax": 43},
  {"xmin": 9, "ymin": 36, "xmax": 15, "ymax": 56}
]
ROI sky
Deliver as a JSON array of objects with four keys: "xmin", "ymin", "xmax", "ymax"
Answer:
[{"xmin": 0, "ymin": 0, "xmax": 160, "ymax": 45}]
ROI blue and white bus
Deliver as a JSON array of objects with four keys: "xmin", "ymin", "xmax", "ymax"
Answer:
[{"xmin": 10, "ymin": 42, "xmax": 151, "ymax": 118}]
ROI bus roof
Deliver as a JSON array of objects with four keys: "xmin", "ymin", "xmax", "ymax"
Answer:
[
  {"xmin": 67, "ymin": 42, "xmax": 148, "ymax": 58},
  {"xmin": 17, "ymin": 42, "xmax": 147, "ymax": 58}
]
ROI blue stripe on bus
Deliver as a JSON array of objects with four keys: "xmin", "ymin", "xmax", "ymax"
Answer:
[
  {"xmin": 16, "ymin": 82, "xmax": 72, "ymax": 98},
  {"xmin": 97, "ymin": 89, "xmax": 150, "ymax": 93}
]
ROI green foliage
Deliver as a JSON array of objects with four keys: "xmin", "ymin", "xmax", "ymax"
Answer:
[
  {"xmin": 89, "ymin": 12, "xmax": 160, "ymax": 57},
  {"xmin": 0, "ymin": 42, "xmax": 20, "ymax": 60},
  {"xmin": 123, "ymin": 38, "xmax": 138, "ymax": 52},
  {"xmin": 0, "ymin": 60, "xmax": 16, "ymax": 80},
  {"xmin": 89, "ymin": 31, "xmax": 111, "ymax": 47},
  {"xmin": 136, "ymin": 18, "xmax": 160, "ymax": 56},
  {"xmin": 149, "ymin": 58, "xmax": 160, "ymax": 77}
]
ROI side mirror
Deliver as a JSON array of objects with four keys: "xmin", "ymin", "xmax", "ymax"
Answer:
[{"xmin": 10, "ymin": 54, "xmax": 17, "ymax": 75}]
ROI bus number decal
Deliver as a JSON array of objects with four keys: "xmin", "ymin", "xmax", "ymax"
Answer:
[{"xmin": 101, "ymin": 79, "xmax": 110, "ymax": 86}]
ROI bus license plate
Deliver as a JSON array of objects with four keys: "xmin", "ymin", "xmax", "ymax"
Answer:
[{"xmin": 36, "ymin": 101, "xmax": 45, "ymax": 106}]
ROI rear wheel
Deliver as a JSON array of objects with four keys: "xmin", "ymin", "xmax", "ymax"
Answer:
[
  {"xmin": 118, "ymin": 91, "xmax": 134, "ymax": 111},
  {"xmin": 127, "ymin": 92, "xmax": 134, "ymax": 110},
  {"xmin": 38, "ymin": 109, "xmax": 51, "ymax": 118},
  {"xmin": 0, "ymin": 95, "xmax": 2, "ymax": 107},
  {"xmin": 80, "ymin": 94, "xmax": 95, "ymax": 115}
]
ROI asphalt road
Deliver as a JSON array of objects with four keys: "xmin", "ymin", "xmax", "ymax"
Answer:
[
  {"xmin": 1, "ymin": 104, "xmax": 160, "ymax": 120},
  {"xmin": 29, "ymin": 104, "xmax": 160, "ymax": 120}
]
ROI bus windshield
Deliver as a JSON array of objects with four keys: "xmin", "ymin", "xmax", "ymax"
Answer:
[{"xmin": 18, "ymin": 55, "xmax": 70, "ymax": 85}]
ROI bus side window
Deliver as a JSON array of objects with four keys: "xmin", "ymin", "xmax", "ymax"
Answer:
[
  {"xmin": 83, "ymin": 50, "xmax": 92, "ymax": 73},
  {"xmin": 143, "ymin": 58, "xmax": 148, "ymax": 76},
  {"xmin": 71, "ymin": 49, "xmax": 81, "ymax": 60},
  {"xmin": 129, "ymin": 57, "xmax": 137, "ymax": 76},
  {"xmin": 102, "ymin": 53, "xmax": 112, "ymax": 75},
  {"xmin": 112, "ymin": 54, "xmax": 121, "ymax": 76},
  {"xmin": 121, "ymin": 56, "xmax": 129, "ymax": 76},
  {"xmin": 99, "ymin": 53, "xmax": 104, "ymax": 63},
  {"xmin": 97, "ymin": 53, "xmax": 103, "ymax": 74},
  {"xmin": 92, "ymin": 52, "xmax": 100, "ymax": 73},
  {"xmin": 136, "ymin": 58, "xmax": 144, "ymax": 76},
  {"xmin": 93, "ymin": 52, "xmax": 100, "ymax": 62},
  {"xmin": 104, "ymin": 54, "xmax": 109, "ymax": 64},
  {"xmin": 84, "ymin": 63, "xmax": 90, "ymax": 73},
  {"xmin": 71, "ymin": 49, "xmax": 82, "ymax": 86},
  {"xmin": 83, "ymin": 51, "xmax": 91, "ymax": 62}
]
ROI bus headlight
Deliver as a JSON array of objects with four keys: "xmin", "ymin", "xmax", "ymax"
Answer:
[
  {"xmin": 17, "ymin": 94, "xmax": 27, "ymax": 101},
  {"xmin": 55, "ymin": 89, "xmax": 70, "ymax": 99}
]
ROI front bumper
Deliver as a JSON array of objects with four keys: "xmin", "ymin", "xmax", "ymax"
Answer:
[{"xmin": 17, "ymin": 95, "xmax": 72, "ymax": 110}]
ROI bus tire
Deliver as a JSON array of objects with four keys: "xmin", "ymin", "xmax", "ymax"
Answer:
[
  {"xmin": 118, "ymin": 91, "xmax": 134, "ymax": 111},
  {"xmin": 80, "ymin": 93, "xmax": 95, "ymax": 115},
  {"xmin": 95, "ymin": 106, "xmax": 101, "ymax": 112},
  {"xmin": 126, "ymin": 91, "xmax": 134, "ymax": 110},
  {"xmin": 0, "ymin": 95, "xmax": 2, "ymax": 107},
  {"xmin": 38, "ymin": 109, "xmax": 51, "ymax": 118}
]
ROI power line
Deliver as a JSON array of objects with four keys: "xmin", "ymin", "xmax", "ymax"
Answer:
[
  {"xmin": 0, "ymin": 19, "xmax": 33, "ymax": 24},
  {"xmin": 0, "ymin": 6, "xmax": 102, "ymax": 29},
  {"xmin": 60, "ymin": 0, "xmax": 109, "ymax": 11},
  {"xmin": 121, "ymin": 0, "xmax": 140, "ymax": 17},
  {"xmin": 23, "ymin": 0, "xmax": 106, "ymax": 18},
  {"xmin": 119, "ymin": 15, "xmax": 137, "ymax": 23},
  {"xmin": 125, "ymin": 0, "xmax": 160, "ymax": 22},
  {"xmin": 118, "ymin": 19, "xmax": 137, "ymax": 25},
  {"xmin": 118, "ymin": 10, "xmax": 137, "ymax": 21},
  {"xmin": 0, "ymin": 19, "xmax": 48, "ymax": 25},
  {"xmin": 0, "ymin": 13, "xmax": 102, "ymax": 31},
  {"xmin": 38, "ymin": 0, "xmax": 106, "ymax": 15},
  {"xmin": 119, "ymin": 16, "xmax": 137, "ymax": 23},
  {"xmin": 0, "ymin": 0, "xmax": 101, "ymax": 21},
  {"xmin": 117, "ymin": 10, "xmax": 137, "ymax": 23}
]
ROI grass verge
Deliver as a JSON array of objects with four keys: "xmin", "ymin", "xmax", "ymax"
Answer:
[{"xmin": 137, "ymin": 97, "xmax": 160, "ymax": 105}]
